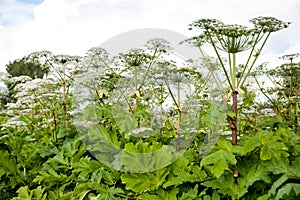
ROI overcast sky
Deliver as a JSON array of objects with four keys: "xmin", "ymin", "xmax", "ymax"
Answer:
[{"xmin": 0, "ymin": 0, "xmax": 299, "ymax": 71}]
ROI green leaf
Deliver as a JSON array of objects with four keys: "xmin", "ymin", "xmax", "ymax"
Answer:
[
  {"xmin": 233, "ymin": 135, "xmax": 260, "ymax": 156},
  {"xmin": 157, "ymin": 188, "xmax": 179, "ymax": 200},
  {"xmin": 268, "ymin": 174, "xmax": 288, "ymax": 197},
  {"xmin": 117, "ymin": 142, "xmax": 177, "ymax": 173},
  {"xmin": 72, "ymin": 183, "xmax": 91, "ymax": 200},
  {"xmin": 245, "ymin": 164, "xmax": 271, "ymax": 187},
  {"xmin": 57, "ymin": 127, "xmax": 67, "ymax": 139},
  {"xmin": 121, "ymin": 168, "xmax": 169, "ymax": 193},
  {"xmin": 260, "ymin": 142, "xmax": 289, "ymax": 161},
  {"xmin": 50, "ymin": 151, "xmax": 69, "ymax": 166},
  {"xmin": 0, "ymin": 150, "xmax": 18, "ymax": 175},
  {"xmin": 13, "ymin": 186, "xmax": 31, "ymax": 200},
  {"xmin": 202, "ymin": 175, "xmax": 247, "ymax": 199},
  {"xmin": 11, "ymin": 186, "xmax": 46, "ymax": 200},
  {"xmin": 0, "ymin": 150, "xmax": 25, "ymax": 183},
  {"xmin": 163, "ymin": 155, "xmax": 207, "ymax": 188},
  {"xmin": 32, "ymin": 186, "xmax": 47, "ymax": 200},
  {"xmin": 200, "ymin": 149, "xmax": 236, "ymax": 178},
  {"xmin": 139, "ymin": 193, "xmax": 161, "ymax": 200},
  {"xmin": 289, "ymin": 157, "xmax": 300, "ymax": 177},
  {"xmin": 179, "ymin": 184, "xmax": 199, "ymax": 200},
  {"xmin": 83, "ymin": 183, "xmax": 124, "ymax": 199},
  {"xmin": 140, "ymin": 188, "xmax": 179, "ymax": 200},
  {"xmin": 257, "ymin": 194, "xmax": 269, "ymax": 200},
  {"xmin": 275, "ymin": 183, "xmax": 300, "ymax": 200},
  {"xmin": 217, "ymin": 140, "xmax": 234, "ymax": 151},
  {"xmin": 226, "ymin": 110, "xmax": 236, "ymax": 120},
  {"xmin": 33, "ymin": 164, "xmax": 68, "ymax": 185},
  {"xmin": 263, "ymin": 157, "xmax": 289, "ymax": 174}
]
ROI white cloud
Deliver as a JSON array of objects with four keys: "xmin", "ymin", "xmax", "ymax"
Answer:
[{"xmin": 0, "ymin": 0, "xmax": 299, "ymax": 71}]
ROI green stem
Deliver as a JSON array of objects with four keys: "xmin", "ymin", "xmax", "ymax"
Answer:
[
  {"xmin": 207, "ymin": 33, "xmax": 234, "ymax": 90},
  {"xmin": 176, "ymin": 82, "xmax": 181, "ymax": 151},
  {"xmin": 295, "ymin": 101, "xmax": 299, "ymax": 133},
  {"xmin": 138, "ymin": 49, "xmax": 159, "ymax": 90},
  {"xmin": 253, "ymin": 75, "xmax": 283, "ymax": 117},
  {"xmin": 228, "ymin": 53, "xmax": 233, "ymax": 87},
  {"xmin": 52, "ymin": 109, "xmax": 57, "ymax": 142},
  {"xmin": 232, "ymin": 53, "xmax": 237, "ymax": 89},
  {"xmin": 164, "ymin": 79, "xmax": 179, "ymax": 110},
  {"xmin": 239, "ymin": 32, "xmax": 271, "ymax": 88},
  {"xmin": 290, "ymin": 59, "xmax": 293, "ymax": 97},
  {"xmin": 237, "ymin": 30, "xmax": 263, "ymax": 86},
  {"xmin": 198, "ymin": 46, "xmax": 223, "ymax": 89},
  {"xmin": 253, "ymin": 76, "xmax": 273, "ymax": 104}
]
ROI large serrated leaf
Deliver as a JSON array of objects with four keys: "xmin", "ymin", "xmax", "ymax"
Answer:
[
  {"xmin": 179, "ymin": 184, "xmax": 199, "ymax": 200},
  {"xmin": 0, "ymin": 150, "xmax": 18, "ymax": 175},
  {"xmin": 233, "ymin": 135, "xmax": 260, "ymax": 156},
  {"xmin": 121, "ymin": 168, "xmax": 169, "ymax": 193},
  {"xmin": 32, "ymin": 186, "xmax": 47, "ymax": 200},
  {"xmin": 139, "ymin": 193, "xmax": 161, "ymax": 200},
  {"xmin": 202, "ymin": 175, "xmax": 247, "ymax": 199},
  {"xmin": 263, "ymin": 157, "xmax": 289, "ymax": 174},
  {"xmin": 275, "ymin": 183, "xmax": 300, "ymax": 200},
  {"xmin": 268, "ymin": 174, "xmax": 288, "ymax": 197},
  {"xmin": 245, "ymin": 164, "xmax": 271, "ymax": 187},
  {"xmin": 71, "ymin": 183, "xmax": 91, "ymax": 200},
  {"xmin": 289, "ymin": 157, "xmax": 300, "ymax": 177},
  {"xmin": 200, "ymin": 149, "xmax": 236, "ymax": 178},
  {"xmin": 11, "ymin": 186, "xmax": 30, "ymax": 200},
  {"xmin": 156, "ymin": 188, "xmax": 179, "ymax": 200},
  {"xmin": 260, "ymin": 142, "xmax": 289, "ymax": 161},
  {"xmin": 163, "ymin": 155, "xmax": 207, "ymax": 188}
]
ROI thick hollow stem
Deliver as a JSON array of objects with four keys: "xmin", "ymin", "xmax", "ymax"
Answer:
[
  {"xmin": 176, "ymin": 109, "xmax": 181, "ymax": 151},
  {"xmin": 176, "ymin": 82, "xmax": 181, "ymax": 151},
  {"xmin": 62, "ymin": 81, "xmax": 67, "ymax": 117},
  {"xmin": 295, "ymin": 103, "xmax": 299, "ymax": 133},
  {"xmin": 231, "ymin": 90, "xmax": 238, "ymax": 146},
  {"xmin": 232, "ymin": 53, "xmax": 237, "ymax": 89},
  {"xmin": 290, "ymin": 59, "xmax": 293, "ymax": 97},
  {"xmin": 52, "ymin": 109, "xmax": 57, "ymax": 142},
  {"xmin": 136, "ymin": 96, "xmax": 140, "ymax": 128}
]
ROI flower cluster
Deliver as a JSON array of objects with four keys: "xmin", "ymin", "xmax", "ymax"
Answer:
[
  {"xmin": 144, "ymin": 38, "xmax": 172, "ymax": 54},
  {"xmin": 279, "ymin": 53, "xmax": 300, "ymax": 61},
  {"xmin": 180, "ymin": 34, "xmax": 207, "ymax": 47},
  {"xmin": 214, "ymin": 24, "xmax": 257, "ymax": 53},
  {"xmin": 188, "ymin": 17, "xmax": 290, "ymax": 54},
  {"xmin": 250, "ymin": 16, "xmax": 291, "ymax": 33},
  {"xmin": 188, "ymin": 18, "xmax": 224, "ymax": 31}
]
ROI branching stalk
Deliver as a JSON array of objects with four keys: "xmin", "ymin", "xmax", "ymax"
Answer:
[
  {"xmin": 206, "ymin": 33, "xmax": 234, "ymax": 90},
  {"xmin": 239, "ymin": 32, "xmax": 271, "ymax": 88}
]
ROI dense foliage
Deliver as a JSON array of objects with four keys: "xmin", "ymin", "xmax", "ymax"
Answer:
[
  {"xmin": 0, "ymin": 17, "xmax": 299, "ymax": 200},
  {"xmin": 6, "ymin": 56, "xmax": 49, "ymax": 79}
]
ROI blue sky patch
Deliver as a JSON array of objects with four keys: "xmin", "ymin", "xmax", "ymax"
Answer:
[{"xmin": 17, "ymin": 0, "xmax": 44, "ymax": 4}]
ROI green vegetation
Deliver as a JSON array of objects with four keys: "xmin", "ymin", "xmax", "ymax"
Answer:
[{"xmin": 0, "ymin": 17, "xmax": 299, "ymax": 199}]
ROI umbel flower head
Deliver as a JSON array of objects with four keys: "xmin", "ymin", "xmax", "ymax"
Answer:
[
  {"xmin": 189, "ymin": 19, "xmax": 257, "ymax": 53},
  {"xmin": 188, "ymin": 17, "xmax": 290, "ymax": 54},
  {"xmin": 188, "ymin": 18, "xmax": 224, "ymax": 31},
  {"xmin": 279, "ymin": 53, "xmax": 300, "ymax": 61},
  {"xmin": 213, "ymin": 24, "xmax": 257, "ymax": 53},
  {"xmin": 250, "ymin": 16, "xmax": 291, "ymax": 33},
  {"xmin": 179, "ymin": 34, "xmax": 207, "ymax": 47}
]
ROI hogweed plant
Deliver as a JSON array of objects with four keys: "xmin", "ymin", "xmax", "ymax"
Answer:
[
  {"xmin": 188, "ymin": 16, "xmax": 290, "ymax": 146},
  {"xmin": 187, "ymin": 17, "xmax": 290, "ymax": 184},
  {"xmin": 252, "ymin": 54, "xmax": 300, "ymax": 125},
  {"xmin": 260, "ymin": 53, "xmax": 300, "ymax": 131}
]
